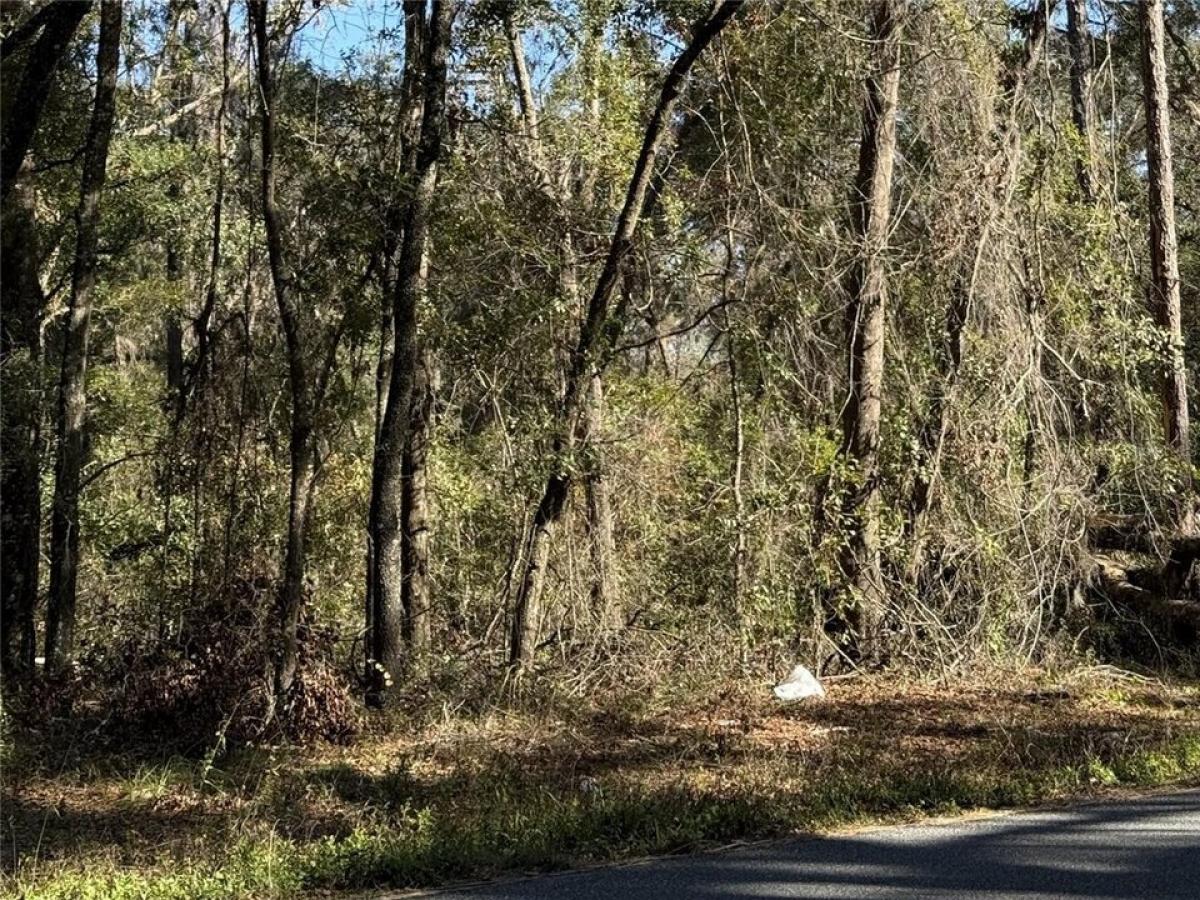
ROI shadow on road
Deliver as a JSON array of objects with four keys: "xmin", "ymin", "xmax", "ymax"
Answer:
[{"xmin": 428, "ymin": 790, "xmax": 1200, "ymax": 899}]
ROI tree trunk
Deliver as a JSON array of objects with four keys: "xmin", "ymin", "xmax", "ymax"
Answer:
[
  {"xmin": 160, "ymin": 238, "xmax": 184, "ymax": 607},
  {"xmin": 1140, "ymin": 0, "xmax": 1189, "ymax": 459},
  {"xmin": 276, "ymin": 432, "xmax": 315, "ymax": 698},
  {"xmin": 504, "ymin": 10, "xmax": 545, "ymax": 182},
  {"xmin": 367, "ymin": 0, "xmax": 453, "ymax": 706},
  {"xmin": 45, "ymin": 0, "xmax": 122, "ymax": 671},
  {"xmin": 1, "ymin": 0, "xmax": 89, "ymax": 677},
  {"xmin": 583, "ymin": 370, "xmax": 618, "ymax": 628},
  {"xmin": 509, "ymin": 0, "xmax": 743, "ymax": 669},
  {"xmin": 402, "ymin": 349, "xmax": 434, "ymax": 654},
  {"xmin": 366, "ymin": 237, "xmax": 398, "ymax": 659},
  {"xmin": 719, "ymin": 221, "xmax": 749, "ymax": 658},
  {"xmin": 835, "ymin": 0, "xmax": 902, "ymax": 662},
  {"xmin": 1, "ymin": 174, "xmax": 47, "ymax": 675},
  {"xmin": 250, "ymin": 0, "xmax": 316, "ymax": 703},
  {"xmin": 1067, "ymin": 0, "xmax": 1095, "ymax": 203},
  {"xmin": 161, "ymin": 11, "xmax": 193, "ymax": 410}
]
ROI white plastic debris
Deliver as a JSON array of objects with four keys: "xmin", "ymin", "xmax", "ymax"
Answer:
[{"xmin": 772, "ymin": 664, "xmax": 825, "ymax": 702}]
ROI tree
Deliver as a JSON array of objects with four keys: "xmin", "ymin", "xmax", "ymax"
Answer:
[
  {"xmin": 0, "ymin": 1, "xmax": 89, "ymax": 674},
  {"xmin": 833, "ymin": 0, "xmax": 902, "ymax": 662},
  {"xmin": 1140, "ymin": 0, "xmax": 1189, "ymax": 462},
  {"xmin": 366, "ymin": 3, "xmax": 426, "ymax": 687},
  {"xmin": 45, "ymin": 0, "xmax": 123, "ymax": 670},
  {"xmin": 249, "ymin": 0, "xmax": 314, "ymax": 705},
  {"xmin": 367, "ymin": 0, "xmax": 454, "ymax": 704},
  {"xmin": 508, "ymin": 0, "xmax": 744, "ymax": 669},
  {"xmin": 250, "ymin": 0, "xmax": 361, "ymax": 707}
]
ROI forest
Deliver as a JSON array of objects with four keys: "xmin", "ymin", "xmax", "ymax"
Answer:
[{"xmin": 3, "ymin": 0, "xmax": 1200, "ymax": 897}]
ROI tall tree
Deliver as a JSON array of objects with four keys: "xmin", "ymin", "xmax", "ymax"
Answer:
[
  {"xmin": 250, "ymin": 0, "xmax": 314, "ymax": 704},
  {"xmin": 367, "ymin": 0, "xmax": 454, "ymax": 704},
  {"xmin": 45, "ymin": 0, "xmax": 123, "ymax": 670},
  {"xmin": 366, "ymin": 3, "xmax": 426, "ymax": 678},
  {"xmin": 401, "ymin": 347, "xmax": 435, "ymax": 658},
  {"xmin": 1140, "ymin": 0, "xmax": 1189, "ymax": 460},
  {"xmin": 250, "ymin": 0, "xmax": 358, "ymax": 706},
  {"xmin": 508, "ymin": 0, "xmax": 744, "ymax": 669},
  {"xmin": 0, "ymin": 177, "xmax": 49, "ymax": 675},
  {"xmin": 0, "ymin": 1, "xmax": 89, "ymax": 674},
  {"xmin": 834, "ymin": 0, "xmax": 902, "ymax": 661},
  {"xmin": 398, "ymin": 7, "xmax": 437, "ymax": 674}
]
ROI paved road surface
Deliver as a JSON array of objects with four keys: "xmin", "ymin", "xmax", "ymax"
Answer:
[{"xmin": 417, "ymin": 789, "xmax": 1200, "ymax": 898}]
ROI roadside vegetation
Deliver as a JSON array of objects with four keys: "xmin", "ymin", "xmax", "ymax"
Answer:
[{"xmin": 7, "ymin": 661, "xmax": 1200, "ymax": 899}]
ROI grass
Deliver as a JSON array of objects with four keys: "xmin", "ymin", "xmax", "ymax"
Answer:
[{"xmin": 5, "ymin": 666, "xmax": 1200, "ymax": 899}]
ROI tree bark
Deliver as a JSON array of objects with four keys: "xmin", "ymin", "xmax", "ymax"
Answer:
[
  {"xmin": 1140, "ymin": 0, "xmax": 1189, "ymax": 459},
  {"xmin": 367, "ymin": 0, "xmax": 453, "ymax": 705},
  {"xmin": 504, "ymin": 10, "xmax": 545, "ymax": 182},
  {"xmin": 835, "ymin": 0, "xmax": 902, "ymax": 661},
  {"xmin": 583, "ymin": 370, "xmax": 618, "ymax": 627},
  {"xmin": 45, "ymin": 0, "xmax": 123, "ymax": 671},
  {"xmin": 508, "ymin": 0, "xmax": 743, "ymax": 669},
  {"xmin": 364, "ymin": 5, "xmax": 421, "ymax": 693},
  {"xmin": 721, "ymin": 221, "xmax": 748, "ymax": 657},
  {"xmin": 366, "ymin": 225, "xmax": 399, "ymax": 658},
  {"xmin": 402, "ymin": 348, "xmax": 434, "ymax": 654}
]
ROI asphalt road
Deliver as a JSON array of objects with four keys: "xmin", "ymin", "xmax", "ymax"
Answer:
[{"xmin": 416, "ymin": 789, "xmax": 1200, "ymax": 899}]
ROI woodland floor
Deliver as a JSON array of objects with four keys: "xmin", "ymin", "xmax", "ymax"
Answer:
[{"xmin": 5, "ymin": 666, "xmax": 1200, "ymax": 899}]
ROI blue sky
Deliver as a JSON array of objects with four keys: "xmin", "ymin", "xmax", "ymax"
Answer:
[{"xmin": 292, "ymin": 0, "xmax": 404, "ymax": 70}]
